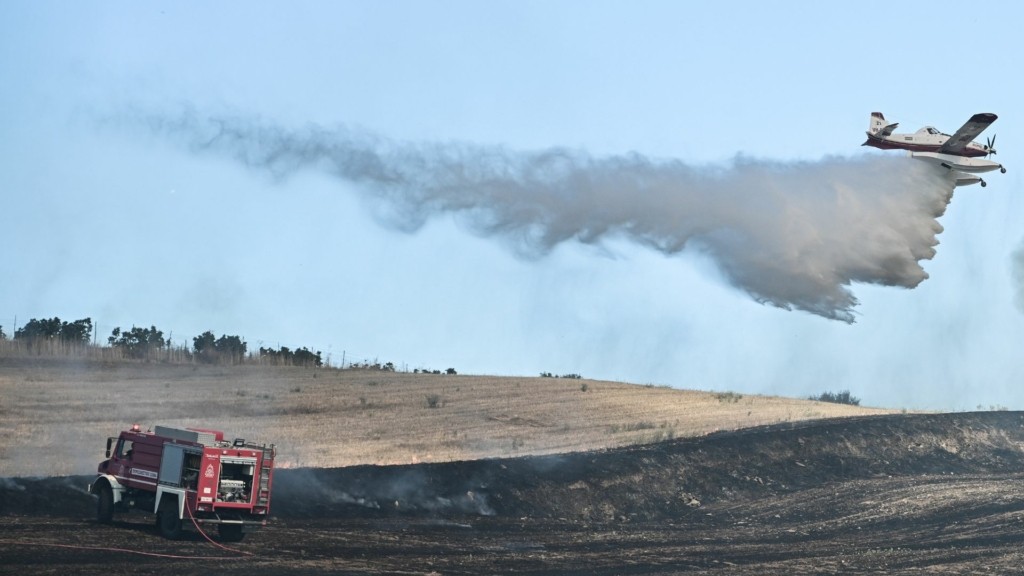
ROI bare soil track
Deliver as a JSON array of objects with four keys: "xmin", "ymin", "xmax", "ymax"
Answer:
[{"xmin": 4, "ymin": 411, "xmax": 1024, "ymax": 574}]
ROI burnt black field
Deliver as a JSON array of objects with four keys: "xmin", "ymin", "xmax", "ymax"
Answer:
[{"xmin": 3, "ymin": 412, "xmax": 1024, "ymax": 574}]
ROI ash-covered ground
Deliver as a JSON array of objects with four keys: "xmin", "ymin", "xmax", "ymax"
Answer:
[{"xmin": 3, "ymin": 412, "xmax": 1024, "ymax": 574}]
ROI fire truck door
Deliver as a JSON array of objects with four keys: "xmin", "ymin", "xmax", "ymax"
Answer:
[
  {"xmin": 110, "ymin": 438, "xmax": 131, "ymax": 477},
  {"xmin": 159, "ymin": 444, "xmax": 186, "ymax": 486}
]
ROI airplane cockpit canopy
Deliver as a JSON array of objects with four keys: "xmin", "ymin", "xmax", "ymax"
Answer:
[{"xmin": 916, "ymin": 126, "xmax": 945, "ymax": 135}]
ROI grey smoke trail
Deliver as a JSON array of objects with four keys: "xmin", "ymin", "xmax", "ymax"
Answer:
[
  {"xmin": 1014, "ymin": 244, "xmax": 1024, "ymax": 313},
  {"xmin": 128, "ymin": 107, "xmax": 957, "ymax": 322}
]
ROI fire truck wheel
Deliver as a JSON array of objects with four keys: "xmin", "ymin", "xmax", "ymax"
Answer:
[
  {"xmin": 96, "ymin": 484, "xmax": 114, "ymax": 524},
  {"xmin": 219, "ymin": 524, "xmax": 245, "ymax": 542},
  {"xmin": 156, "ymin": 499, "xmax": 183, "ymax": 540}
]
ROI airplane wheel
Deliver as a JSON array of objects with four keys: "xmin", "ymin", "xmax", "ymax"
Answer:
[
  {"xmin": 1001, "ymin": 167, "xmax": 1007, "ymax": 174},
  {"xmin": 981, "ymin": 181, "xmax": 987, "ymax": 187}
]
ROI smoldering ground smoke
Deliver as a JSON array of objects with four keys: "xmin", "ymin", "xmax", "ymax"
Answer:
[{"xmin": 126, "ymin": 107, "xmax": 957, "ymax": 322}]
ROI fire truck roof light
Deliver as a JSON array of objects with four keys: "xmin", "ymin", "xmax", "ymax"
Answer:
[{"xmin": 131, "ymin": 423, "xmax": 140, "ymax": 432}]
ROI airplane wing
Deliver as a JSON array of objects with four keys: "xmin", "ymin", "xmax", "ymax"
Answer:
[{"xmin": 940, "ymin": 113, "xmax": 997, "ymax": 154}]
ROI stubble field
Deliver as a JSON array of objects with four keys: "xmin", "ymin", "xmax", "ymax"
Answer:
[{"xmin": 0, "ymin": 356, "xmax": 890, "ymax": 476}]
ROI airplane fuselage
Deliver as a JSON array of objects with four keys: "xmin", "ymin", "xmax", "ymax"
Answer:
[{"xmin": 863, "ymin": 129, "xmax": 989, "ymax": 157}]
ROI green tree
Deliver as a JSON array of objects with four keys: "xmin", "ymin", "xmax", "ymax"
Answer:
[
  {"xmin": 292, "ymin": 347, "xmax": 322, "ymax": 367},
  {"xmin": 14, "ymin": 317, "xmax": 93, "ymax": 348},
  {"xmin": 192, "ymin": 330, "xmax": 217, "ymax": 362},
  {"xmin": 15, "ymin": 317, "xmax": 63, "ymax": 340},
  {"xmin": 214, "ymin": 334, "xmax": 247, "ymax": 365},
  {"xmin": 108, "ymin": 325, "xmax": 166, "ymax": 359},
  {"xmin": 194, "ymin": 331, "xmax": 247, "ymax": 364},
  {"xmin": 59, "ymin": 318, "xmax": 93, "ymax": 344},
  {"xmin": 259, "ymin": 345, "xmax": 321, "ymax": 367},
  {"xmin": 259, "ymin": 345, "xmax": 292, "ymax": 366}
]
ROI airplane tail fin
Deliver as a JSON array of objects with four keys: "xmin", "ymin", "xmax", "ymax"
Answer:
[
  {"xmin": 868, "ymin": 112, "xmax": 886, "ymax": 135},
  {"xmin": 867, "ymin": 112, "xmax": 899, "ymax": 137}
]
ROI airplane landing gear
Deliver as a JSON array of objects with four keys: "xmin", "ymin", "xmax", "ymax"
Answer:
[
  {"xmin": 1000, "ymin": 166, "xmax": 1007, "ymax": 174},
  {"xmin": 980, "ymin": 179, "xmax": 988, "ymax": 187}
]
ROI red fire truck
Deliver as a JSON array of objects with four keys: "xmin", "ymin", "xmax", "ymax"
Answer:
[{"xmin": 89, "ymin": 424, "xmax": 275, "ymax": 541}]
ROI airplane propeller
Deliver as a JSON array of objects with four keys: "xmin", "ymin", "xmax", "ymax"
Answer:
[{"xmin": 986, "ymin": 134, "xmax": 997, "ymax": 156}]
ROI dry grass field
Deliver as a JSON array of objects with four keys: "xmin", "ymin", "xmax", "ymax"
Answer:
[{"xmin": 0, "ymin": 356, "xmax": 894, "ymax": 477}]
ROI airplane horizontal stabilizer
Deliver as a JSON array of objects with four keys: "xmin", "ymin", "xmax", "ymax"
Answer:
[{"xmin": 878, "ymin": 122, "xmax": 899, "ymax": 138}]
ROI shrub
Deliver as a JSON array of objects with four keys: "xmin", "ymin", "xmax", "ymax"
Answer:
[
  {"xmin": 541, "ymin": 372, "xmax": 583, "ymax": 379},
  {"xmin": 259, "ymin": 345, "xmax": 322, "ymax": 367},
  {"xmin": 715, "ymin": 391, "xmax": 743, "ymax": 403},
  {"xmin": 811, "ymin": 390, "xmax": 860, "ymax": 406}
]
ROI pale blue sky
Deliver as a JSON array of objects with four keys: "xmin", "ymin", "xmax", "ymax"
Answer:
[{"xmin": 2, "ymin": 1, "xmax": 1022, "ymax": 409}]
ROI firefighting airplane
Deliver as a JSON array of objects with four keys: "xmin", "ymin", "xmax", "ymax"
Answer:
[{"xmin": 863, "ymin": 112, "xmax": 1006, "ymax": 187}]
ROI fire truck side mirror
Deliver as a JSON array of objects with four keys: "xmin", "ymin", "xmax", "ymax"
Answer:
[{"xmin": 105, "ymin": 437, "xmax": 115, "ymax": 458}]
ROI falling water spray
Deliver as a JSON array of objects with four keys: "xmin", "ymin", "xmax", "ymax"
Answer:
[{"xmin": 122, "ymin": 106, "xmax": 958, "ymax": 322}]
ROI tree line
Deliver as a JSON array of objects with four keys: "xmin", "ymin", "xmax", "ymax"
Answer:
[{"xmin": 2, "ymin": 316, "xmax": 322, "ymax": 367}]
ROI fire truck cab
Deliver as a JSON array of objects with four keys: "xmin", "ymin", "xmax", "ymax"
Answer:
[{"xmin": 89, "ymin": 424, "xmax": 275, "ymax": 541}]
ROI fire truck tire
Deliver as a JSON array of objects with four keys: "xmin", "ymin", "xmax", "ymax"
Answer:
[
  {"xmin": 96, "ymin": 484, "xmax": 114, "ymax": 524},
  {"xmin": 156, "ymin": 499, "xmax": 183, "ymax": 540},
  {"xmin": 219, "ymin": 524, "xmax": 245, "ymax": 542}
]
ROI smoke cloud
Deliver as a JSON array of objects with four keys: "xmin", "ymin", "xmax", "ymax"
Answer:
[{"xmin": 126, "ymin": 107, "xmax": 957, "ymax": 323}]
